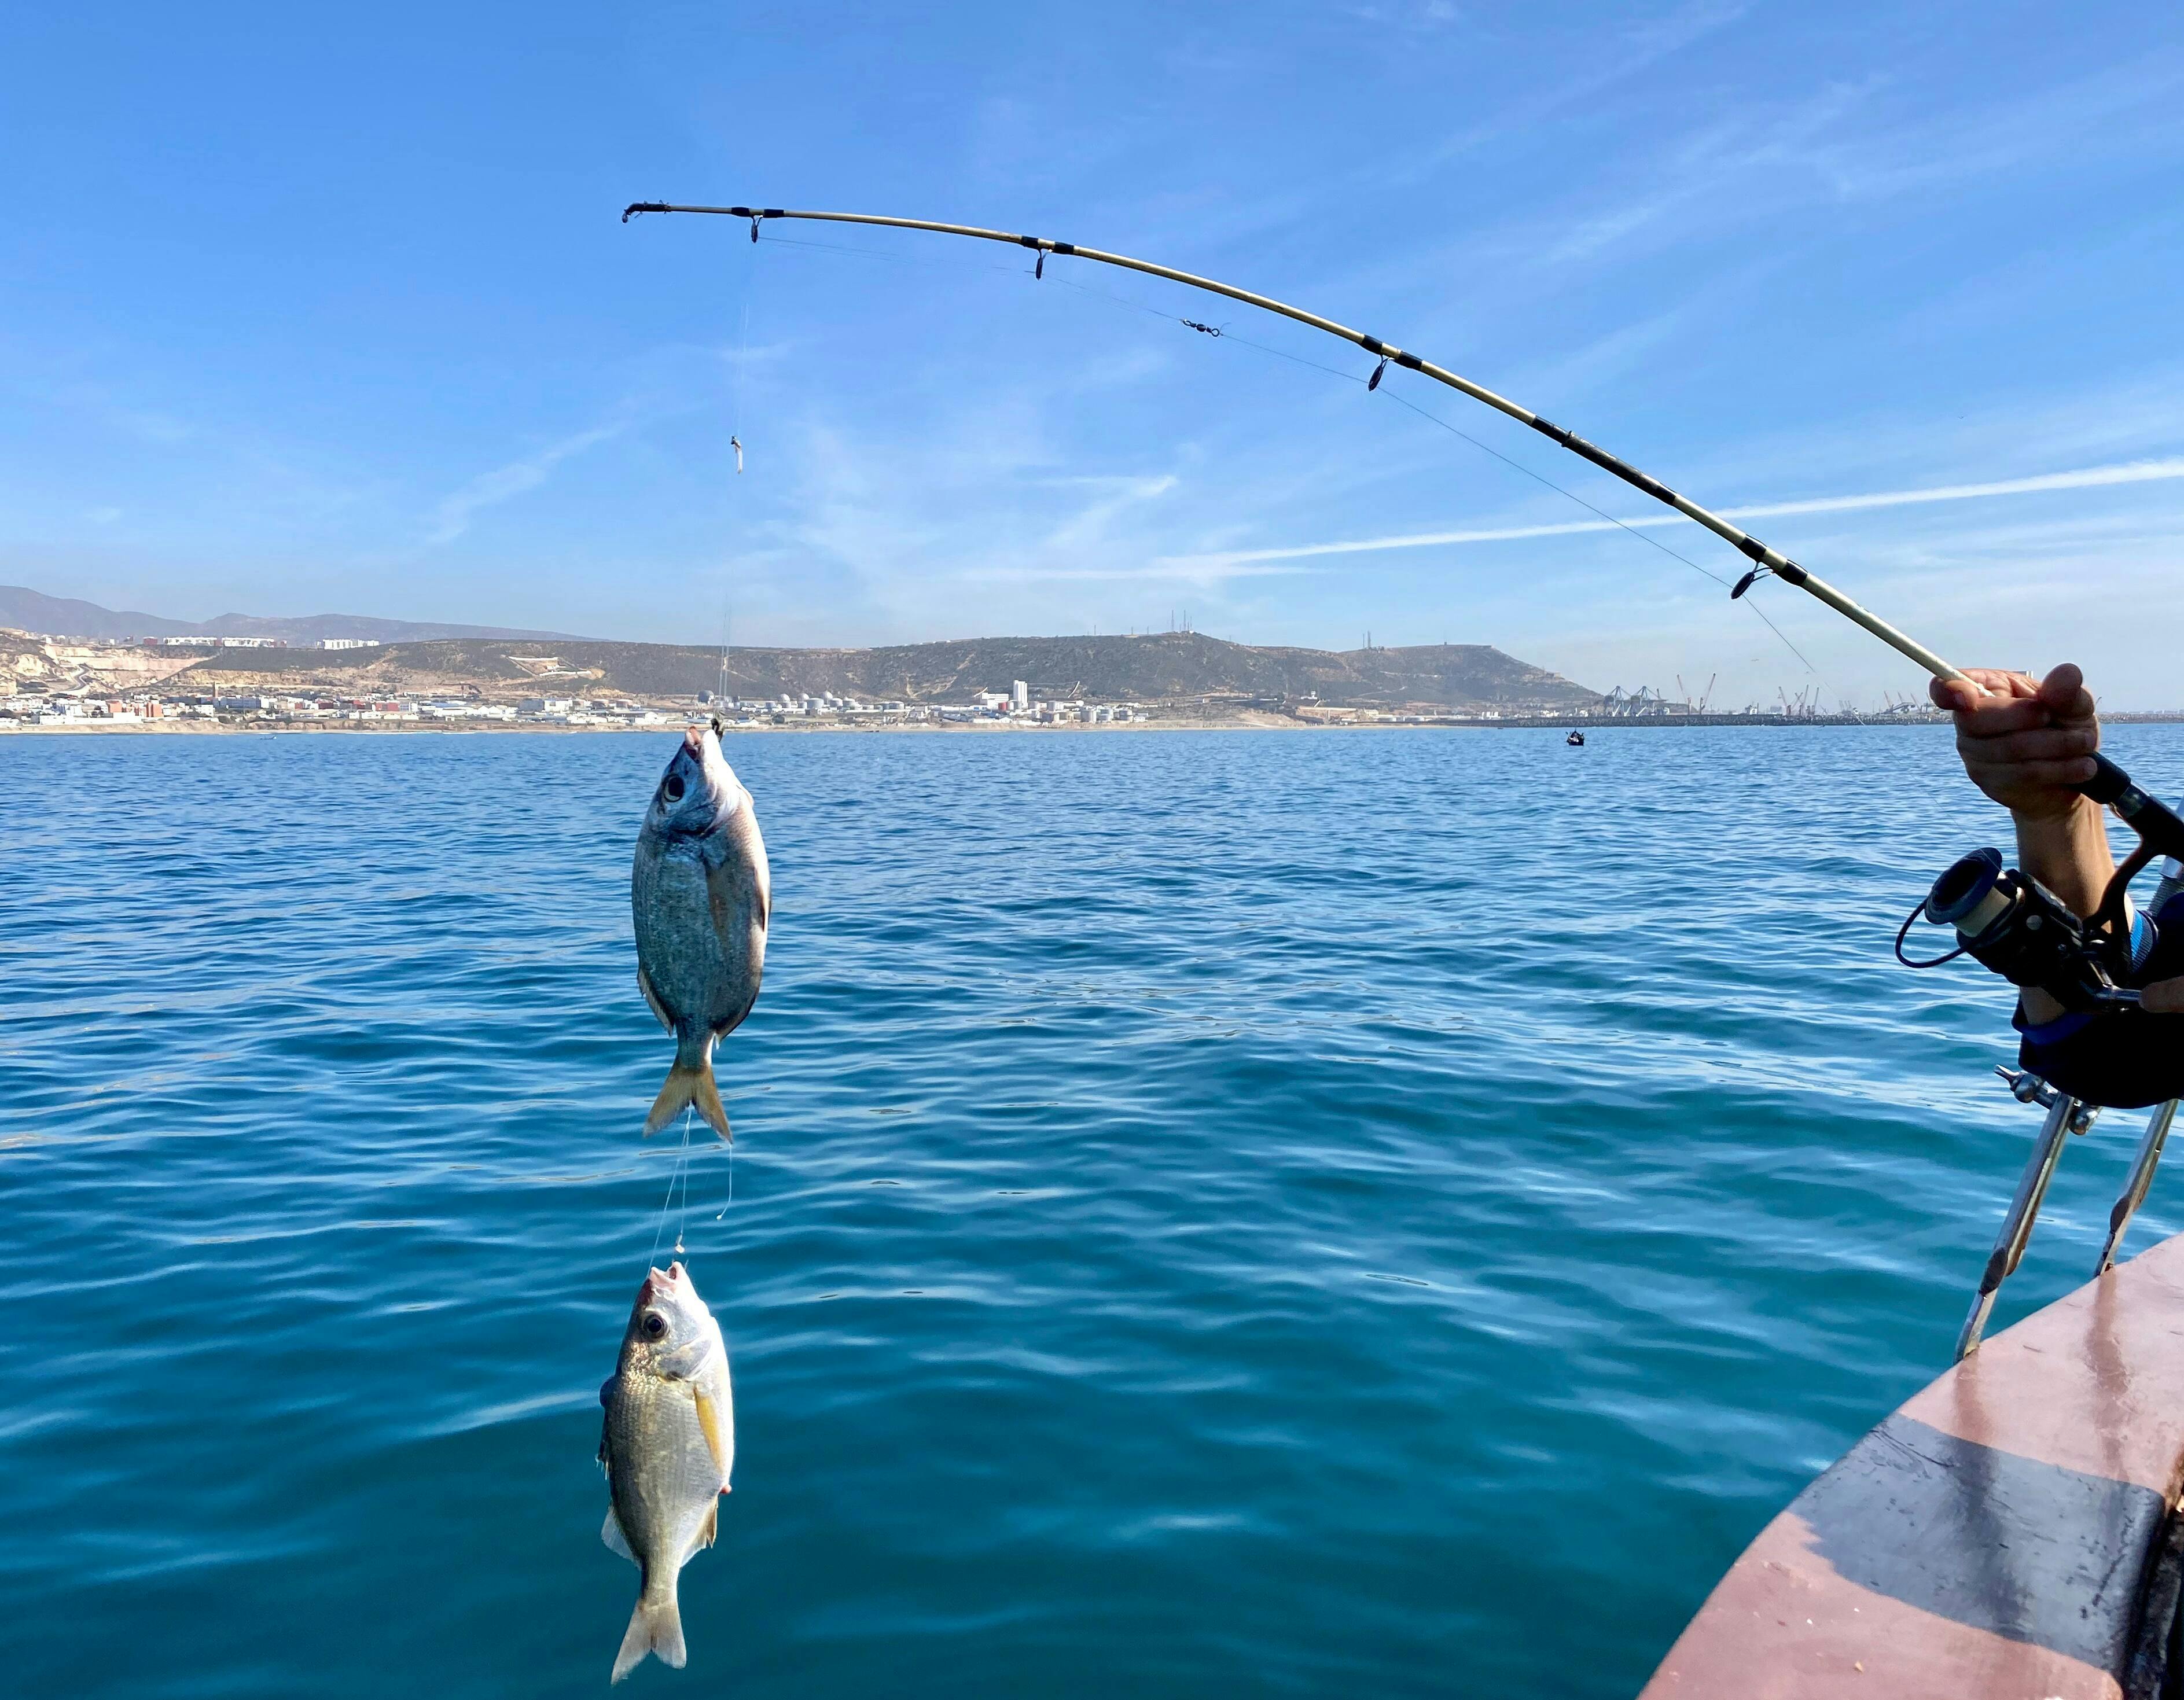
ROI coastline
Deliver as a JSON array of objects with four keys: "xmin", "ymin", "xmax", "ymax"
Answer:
[{"xmin": 23, "ymin": 713, "xmax": 2181, "ymax": 736}]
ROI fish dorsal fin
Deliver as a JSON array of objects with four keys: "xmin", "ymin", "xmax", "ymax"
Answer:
[{"xmin": 601, "ymin": 1504, "xmax": 637, "ymax": 1563}]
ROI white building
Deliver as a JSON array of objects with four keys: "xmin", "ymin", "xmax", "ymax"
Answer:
[
  {"xmin": 1011, "ymin": 680, "xmax": 1030, "ymax": 712},
  {"xmin": 320, "ymin": 638, "xmax": 375, "ymax": 650}
]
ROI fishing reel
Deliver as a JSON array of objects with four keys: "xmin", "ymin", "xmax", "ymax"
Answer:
[
  {"xmin": 1898, "ymin": 848, "xmax": 2140, "ymax": 1011},
  {"xmin": 1897, "ymin": 751, "xmax": 2184, "ymax": 1013}
]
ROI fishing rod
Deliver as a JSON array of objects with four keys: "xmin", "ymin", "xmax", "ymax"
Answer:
[{"xmin": 619, "ymin": 200, "xmax": 2183, "ymax": 861}]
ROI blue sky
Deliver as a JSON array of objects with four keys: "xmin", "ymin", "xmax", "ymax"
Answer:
[{"xmin": 3, "ymin": 2, "xmax": 2179, "ymax": 707}]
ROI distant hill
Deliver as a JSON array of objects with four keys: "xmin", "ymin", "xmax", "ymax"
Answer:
[
  {"xmin": 185, "ymin": 630, "xmax": 1603, "ymax": 711},
  {"xmin": 0, "ymin": 584, "xmax": 581, "ymax": 645},
  {"xmin": 2, "ymin": 586, "xmax": 1601, "ymax": 709}
]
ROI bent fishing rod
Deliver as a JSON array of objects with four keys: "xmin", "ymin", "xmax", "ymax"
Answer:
[{"xmin": 620, "ymin": 200, "xmax": 2183, "ymax": 859}]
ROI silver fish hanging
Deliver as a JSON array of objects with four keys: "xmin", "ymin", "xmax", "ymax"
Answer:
[
  {"xmin": 631, "ymin": 725, "xmax": 770, "ymax": 1138},
  {"xmin": 598, "ymin": 1261, "xmax": 736, "ymax": 1683}
]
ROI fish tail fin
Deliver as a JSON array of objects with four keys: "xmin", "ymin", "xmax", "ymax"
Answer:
[
  {"xmin": 611, "ymin": 1590, "xmax": 686, "ymax": 1682},
  {"xmin": 643, "ymin": 1040, "xmax": 730, "ymax": 1141}
]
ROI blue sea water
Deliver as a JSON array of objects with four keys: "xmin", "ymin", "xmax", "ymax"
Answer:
[{"xmin": 4, "ymin": 722, "xmax": 2181, "ymax": 1698}]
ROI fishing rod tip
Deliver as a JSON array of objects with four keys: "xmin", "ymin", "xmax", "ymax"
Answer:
[{"xmin": 622, "ymin": 201, "xmax": 670, "ymax": 223}]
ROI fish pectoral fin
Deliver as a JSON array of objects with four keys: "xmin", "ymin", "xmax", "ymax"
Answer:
[
  {"xmin": 601, "ymin": 1505, "xmax": 637, "ymax": 1564},
  {"xmin": 635, "ymin": 962, "xmax": 672, "ymax": 1033},
  {"xmin": 704, "ymin": 854, "xmax": 766, "ymax": 952},
  {"xmin": 693, "ymin": 1388, "xmax": 730, "ymax": 1486}
]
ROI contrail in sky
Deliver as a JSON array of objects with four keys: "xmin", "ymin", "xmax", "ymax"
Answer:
[{"xmin": 1156, "ymin": 456, "xmax": 2184, "ymax": 570}]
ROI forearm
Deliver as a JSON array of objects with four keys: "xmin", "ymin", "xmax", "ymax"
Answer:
[
  {"xmin": 2012, "ymin": 796, "xmax": 2115, "ymax": 1027},
  {"xmin": 2014, "ymin": 796, "xmax": 2114, "ymax": 919}
]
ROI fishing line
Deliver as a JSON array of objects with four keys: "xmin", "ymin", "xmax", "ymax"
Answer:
[
  {"xmin": 1375, "ymin": 387, "xmax": 1828, "ymax": 682},
  {"xmin": 677, "ymin": 1110, "xmax": 693, "ymax": 1255},
  {"xmin": 650, "ymin": 1106, "xmax": 696, "ymax": 1265},
  {"xmin": 1052, "ymin": 257, "xmax": 1827, "ymax": 682},
  {"xmin": 728, "ymin": 235, "xmax": 766, "ymax": 476},
  {"xmin": 1049, "ymin": 273, "xmax": 1367, "ymax": 386},
  {"xmin": 718, "ymin": 236, "xmax": 766, "ymax": 696},
  {"xmin": 756, "ymin": 229, "xmax": 1027, "ymax": 279},
  {"xmin": 731, "ymin": 286, "xmax": 751, "ymax": 469},
  {"xmin": 736, "ymin": 215, "xmax": 1830, "ymax": 692}
]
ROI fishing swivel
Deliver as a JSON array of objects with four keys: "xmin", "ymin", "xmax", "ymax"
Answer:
[{"xmin": 1182, "ymin": 319, "xmax": 1223, "ymax": 337}]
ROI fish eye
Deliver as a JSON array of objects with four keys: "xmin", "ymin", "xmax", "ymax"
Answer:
[
  {"xmin": 663, "ymin": 774, "xmax": 686, "ymax": 803},
  {"xmin": 641, "ymin": 1312, "xmax": 668, "ymax": 1340}
]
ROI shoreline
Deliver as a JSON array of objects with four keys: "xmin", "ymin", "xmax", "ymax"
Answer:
[
  {"xmin": 19, "ymin": 714, "xmax": 2182, "ymax": 737},
  {"xmin": 9, "ymin": 705, "xmax": 2182, "ymax": 738}
]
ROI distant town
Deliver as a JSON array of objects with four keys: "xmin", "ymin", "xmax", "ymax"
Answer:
[{"xmin": 2, "ymin": 639, "xmax": 1155, "ymax": 729}]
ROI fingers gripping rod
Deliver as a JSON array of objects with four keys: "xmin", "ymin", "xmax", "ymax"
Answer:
[{"xmin": 620, "ymin": 201, "xmax": 2184, "ymax": 852}]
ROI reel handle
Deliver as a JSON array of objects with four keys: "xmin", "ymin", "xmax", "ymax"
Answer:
[{"xmin": 2081, "ymin": 755, "xmax": 2184, "ymax": 863}]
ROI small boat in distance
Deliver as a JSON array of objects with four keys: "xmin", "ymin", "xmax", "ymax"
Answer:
[{"xmin": 1566, "ymin": 730, "xmax": 1584, "ymax": 746}]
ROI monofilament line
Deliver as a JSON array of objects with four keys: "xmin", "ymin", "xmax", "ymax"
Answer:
[
  {"xmin": 651, "ymin": 1105, "xmax": 695, "ymax": 1266},
  {"xmin": 1051, "ymin": 259, "xmax": 1826, "ymax": 679},
  {"xmin": 627, "ymin": 203, "xmax": 1974, "ymax": 694}
]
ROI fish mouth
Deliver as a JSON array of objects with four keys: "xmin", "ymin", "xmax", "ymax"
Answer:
[{"xmin": 642, "ymin": 1261, "xmax": 687, "ymax": 1298}]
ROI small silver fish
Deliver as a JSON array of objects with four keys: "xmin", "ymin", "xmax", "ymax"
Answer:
[
  {"xmin": 598, "ymin": 1260, "xmax": 736, "ymax": 1683},
  {"xmin": 631, "ymin": 726, "xmax": 770, "ymax": 1138}
]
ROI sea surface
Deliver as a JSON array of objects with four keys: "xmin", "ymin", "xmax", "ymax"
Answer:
[{"xmin": 5, "ymin": 722, "xmax": 2181, "ymax": 1698}]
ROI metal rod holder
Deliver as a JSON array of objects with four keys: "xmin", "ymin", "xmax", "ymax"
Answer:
[
  {"xmin": 2097, "ymin": 1100, "xmax": 2180, "ymax": 1275},
  {"xmin": 1957, "ymin": 1079, "xmax": 2096, "ymax": 1361}
]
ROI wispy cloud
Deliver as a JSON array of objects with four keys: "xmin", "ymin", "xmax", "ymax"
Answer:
[
  {"xmin": 956, "ymin": 559, "xmax": 1307, "ymax": 586},
  {"xmin": 1398, "ymin": 0, "xmax": 1753, "ymax": 180},
  {"xmin": 425, "ymin": 420, "xmax": 628, "ymax": 546},
  {"xmin": 1156, "ymin": 457, "xmax": 2184, "ymax": 570},
  {"xmin": 1389, "ymin": 51, "xmax": 2184, "ymax": 311}
]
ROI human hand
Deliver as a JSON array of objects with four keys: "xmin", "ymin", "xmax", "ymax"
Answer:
[{"xmin": 1928, "ymin": 663, "xmax": 2100, "ymax": 823}]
